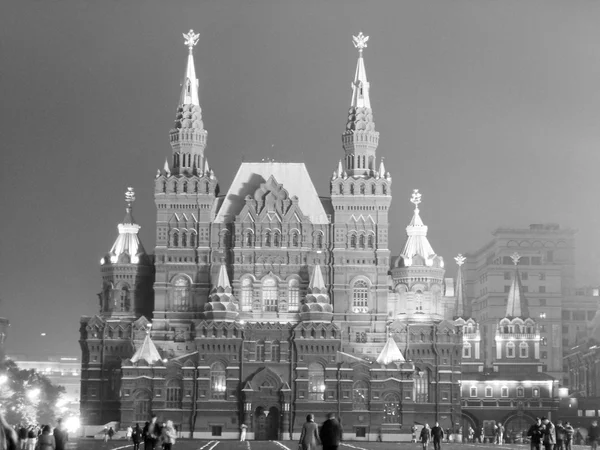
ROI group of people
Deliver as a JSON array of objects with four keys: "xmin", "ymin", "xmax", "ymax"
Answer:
[
  {"xmin": 418, "ymin": 422, "xmax": 446, "ymax": 450},
  {"xmin": 0, "ymin": 415, "xmax": 68, "ymax": 450},
  {"xmin": 528, "ymin": 417, "xmax": 600, "ymax": 450},
  {"xmin": 298, "ymin": 413, "xmax": 343, "ymax": 450},
  {"xmin": 102, "ymin": 414, "xmax": 176, "ymax": 449}
]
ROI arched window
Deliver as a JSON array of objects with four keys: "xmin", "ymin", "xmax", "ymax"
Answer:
[
  {"xmin": 189, "ymin": 232, "xmax": 196, "ymax": 248},
  {"xmin": 414, "ymin": 370, "xmax": 429, "ymax": 403},
  {"xmin": 245, "ymin": 231, "xmax": 254, "ymax": 247},
  {"xmin": 182, "ymin": 232, "xmax": 187, "ymax": 247},
  {"xmin": 256, "ymin": 340, "xmax": 265, "ymax": 362},
  {"xmin": 358, "ymin": 234, "xmax": 365, "ymax": 249},
  {"xmin": 360, "ymin": 184, "xmax": 366, "ymax": 195},
  {"xmin": 240, "ymin": 278, "xmax": 253, "ymax": 312},
  {"xmin": 352, "ymin": 380, "xmax": 368, "ymax": 410},
  {"xmin": 166, "ymin": 379, "xmax": 182, "ymax": 408},
  {"xmin": 506, "ymin": 341, "xmax": 516, "ymax": 358},
  {"xmin": 265, "ymin": 231, "xmax": 272, "ymax": 247},
  {"xmin": 371, "ymin": 184, "xmax": 376, "ymax": 195},
  {"xmin": 350, "ymin": 185, "xmax": 355, "ymax": 195},
  {"xmin": 350, "ymin": 234, "xmax": 357, "ymax": 249},
  {"xmin": 367, "ymin": 234, "xmax": 374, "ymax": 249},
  {"xmin": 308, "ymin": 363, "xmax": 325, "ymax": 401},
  {"xmin": 315, "ymin": 233, "xmax": 323, "ymax": 249},
  {"xmin": 463, "ymin": 342, "xmax": 472, "ymax": 358},
  {"xmin": 339, "ymin": 184, "xmax": 344, "ymax": 195},
  {"xmin": 173, "ymin": 277, "xmax": 190, "ymax": 311},
  {"xmin": 273, "ymin": 231, "xmax": 280, "ymax": 247},
  {"xmin": 519, "ymin": 342, "xmax": 528, "ymax": 358},
  {"xmin": 182, "ymin": 182, "xmax": 188, "ymax": 193},
  {"xmin": 352, "ymin": 280, "xmax": 369, "ymax": 313},
  {"xmin": 415, "ymin": 290, "xmax": 424, "ymax": 312},
  {"xmin": 383, "ymin": 393, "xmax": 401, "ymax": 423},
  {"xmin": 172, "ymin": 230, "xmax": 179, "ymax": 247},
  {"xmin": 262, "ymin": 278, "xmax": 278, "ymax": 312},
  {"xmin": 271, "ymin": 341, "xmax": 281, "ymax": 362},
  {"xmin": 382, "ymin": 184, "xmax": 387, "ymax": 195},
  {"xmin": 288, "ymin": 279, "xmax": 300, "ymax": 312},
  {"xmin": 291, "ymin": 232, "xmax": 299, "ymax": 247},
  {"xmin": 210, "ymin": 362, "xmax": 226, "ymax": 400},
  {"xmin": 119, "ymin": 286, "xmax": 129, "ymax": 312}
]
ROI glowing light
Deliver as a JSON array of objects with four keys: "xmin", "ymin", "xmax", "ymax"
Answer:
[
  {"xmin": 27, "ymin": 388, "xmax": 41, "ymax": 401},
  {"xmin": 65, "ymin": 416, "xmax": 80, "ymax": 433},
  {"xmin": 40, "ymin": 333, "xmax": 46, "ymax": 337},
  {"xmin": 0, "ymin": 375, "xmax": 8, "ymax": 385}
]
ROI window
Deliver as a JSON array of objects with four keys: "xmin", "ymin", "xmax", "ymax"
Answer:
[
  {"xmin": 383, "ymin": 393, "xmax": 400, "ymax": 424},
  {"xmin": 273, "ymin": 231, "xmax": 280, "ymax": 247},
  {"xmin": 504, "ymin": 272, "xmax": 511, "ymax": 280},
  {"xmin": 539, "ymin": 286, "xmax": 546, "ymax": 293},
  {"xmin": 172, "ymin": 230, "xmax": 179, "ymax": 247},
  {"xmin": 463, "ymin": 342, "xmax": 472, "ymax": 358},
  {"xmin": 182, "ymin": 232, "xmax": 187, "ymax": 247},
  {"xmin": 352, "ymin": 280, "xmax": 369, "ymax": 313},
  {"xmin": 470, "ymin": 386, "xmax": 477, "ymax": 397},
  {"xmin": 539, "ymin": 312, "xmax": 546, "ymax": 319},
  {"xmin": 516, "ymin": 387, "xmax": 524, "ymax": 397},
  {"xmin": 485, "ymin": 386, "xmax": 493, "ymax": 397},
  {"xmin": 358, "ymin": 234, "xmax": 365, "ymax": 249},
  {"xmin": 291, "ymin": 232, "xmax": 299, "ymax": 247},
  {"xmin": 256, "ymin": 340, "xmax": 265, "ymax": 362},
  {"xmin": 245, "ymin": 231, "xmax": 254, "ymax": 247},
  {"xmin": 519, "ymin": 342, "xmax": 528, "ymax": 358},
  {"xmin": 501, "ymin": 387, "xmax": 509, "ymax": 398},
  {"xmin": 240, "ymin": 278, "xmax": 253, "ymax": 312},
  {"xmin": 506, "ymin": 341, "xmax": 515, "ymax": 358},
  {"xmin": 315, "ymin": 233, "xmax": 323, "ymax": 249},
  {"xmin": 352, "ymin": 380, "xmax": 368, "ymax": 410},
  {"xmin": 540, "ymin": 299, "xmax": 547, "ymax": 307},
  {"xmin": 210, "ymin": 362, "xmax": 226, "ymax": 399},
  {"xmin": 166, "ymin": 380, "xmax": 182, "ymax": 408},
  {"xmin": 265, "ymin": 231, "xmax": 272, "ymax": 247},
  {"xmin": 546, "ymin": 251, "xmax": 554, "ymax": 262},
  {"xmin": 539, "ymin": 272, "xmax": 546, "ymax": 281},
  {"xmin": 308, "ymin": 363, "xmax": 325, "ymax": 401},
  {"xmin": 367, "ymin": 234, "xmax": 374, "ymax": 249},
  {"xmin": 211, "ymin": 426, "xmax": 222, "ymax": 437},
  {"xmin": 189, "ymin": 232, "xmax": 196, "ymax": 247},
  {"xmin": 271, "ymin": 341, "xmax": 280, "ymax": 362},
  {"xmin": 133, "ymin": 390, "xmax": 151, "ymax": 422},
  {"xmin": 532, "ymin": 388, "xmax": 540, "ymax": 398},
  {"xmin": 541, "ymin": 337, "xmax": 547, "ymax": 346},
  {"xmin": 119, "ymin": 287, "xmax": 130, "ymax": 312},
  {"xmin": 521, "ymin": 272, "xmax": 528, "ymax": 280},
  {"xmin": 173, "ymin": 277, "xmax": 190, "ymax": 310},
  {"xmin": 355, "ymin": 427, "xmax": 367, "ymax": 438},
  {"xmin": 262, "ymin": 278, "xmax": 278, "ymax": 312},
  {"xmin": 414, "ymin": 370, "xmax": 429, "ymax": 403},
  {"xmin": 350, "ymin": 234, "xmax": 357, "ymax": 249}
]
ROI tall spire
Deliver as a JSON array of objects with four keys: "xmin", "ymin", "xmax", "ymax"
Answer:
[
  {"xmin": 505, "ymin": 252, "xmax": 529, "ymax": 318},
  {"xmin": 308, "ymin": 264, "xmax": 327, "ymax": 293},
  {"xmin": 342, "ymin": 32, "xmax": 379, "ymax": 178},
  {"xmin": 399, "ymin": 190, "xmax": 442, "ymax": 268},
  {"xmin": 216, "ymin": 264, "xmax": 231, "ymax": 291},
  {"xmin": 455, "ymin": 254, "xmax": 466, "ymax": 318},
  {"xmin": 179, "ymin": 29, "xmax": 200, "ymax": 106}
]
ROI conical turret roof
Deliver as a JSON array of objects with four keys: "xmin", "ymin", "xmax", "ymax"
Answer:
[
  {"xmin": 376, "ymin": 336, "xmax": 405, "ymax": 365},
  {"xmin": 505, "ymin": 253, "xmax": 529, "ymax": 318},
  {"xmin": 131, "ymin": 332, "xmax": 162, "ymax": 365}
]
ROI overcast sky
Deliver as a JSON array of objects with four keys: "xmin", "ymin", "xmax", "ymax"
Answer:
[{"xmin": 1, "ymin": 0, "xmax": 599, "ymax": 358}]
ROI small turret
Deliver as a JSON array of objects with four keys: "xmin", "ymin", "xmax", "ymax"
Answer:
[
  {"xmin": 300, "ymin": 265, "xmax": 333, "ymax": 322},
  {"xmin": 204, "ymin": 265, "xmax": 239, "ymax": 321}
]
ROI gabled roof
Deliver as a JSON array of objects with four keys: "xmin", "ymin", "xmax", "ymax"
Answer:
[
  {"xmin": 131, "ymin": 333, "xmax": 162, "ymax": 365},
  {"xmin": 214, "ymin": 163, "xmax": 329, "ymax": 224},
  {"xmin": 376, "ymin": 337, "xmax": 405, "ymax": 365}
]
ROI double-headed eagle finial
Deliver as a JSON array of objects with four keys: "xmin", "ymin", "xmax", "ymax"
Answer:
[
  {"xmin": 353, "ymin": 32, "xmax": 369, "ymax": 53},
  {"xmin": 125, "ymin": 187, "xmax": 135, "ymax": 205},
  {"xmin": 455, "ymin": 254, "xmax": 466, "ymax": 267},
  {"xmin": 410, "ymin": 189, "xmax": 422, "ymax": 210},
  {"xmin": 511, "ymin": 252, "xmax": 521, "ymax": 266},
  {"xmin": 183, "ymin": 29, "xmax": 200, "ymax": 52}
]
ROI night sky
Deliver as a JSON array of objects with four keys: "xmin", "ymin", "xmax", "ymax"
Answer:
[{"xmin": 1, "ymin": 1, "xmax": 599, "ymax": 358}]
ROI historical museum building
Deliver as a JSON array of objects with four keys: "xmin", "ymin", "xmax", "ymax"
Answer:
[{"xmin": 79, "ymin": 31, "xmax": 558, "ymax": 440}]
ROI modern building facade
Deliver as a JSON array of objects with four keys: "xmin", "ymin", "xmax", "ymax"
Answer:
[{"xmin": 79, "ymin": 31, "xmax": 465, "ymax": 440}]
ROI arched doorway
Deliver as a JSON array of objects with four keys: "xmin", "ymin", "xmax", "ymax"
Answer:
[
  {"xmin": 254, "ymin": 406, "xmax": 280, "ymax": 440},
  {"xmin": 504, "ymin": 413, "xmax": 535, "ymax": 443}
]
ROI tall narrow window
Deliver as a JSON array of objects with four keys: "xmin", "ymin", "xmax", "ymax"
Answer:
[
  {"xmin": 383, "ymin": 393, "xmax": 400, "ymax": 424},
  {"xmin": 119, "ymin": 287, "xmax": 129, "ymax": 312},
  {"xmin": 133, "ymin": 391, "xmax": 151, "ymax": 422},
  {"xmin": 367, "ymin": 235, "xmax": 374, "ymax": 249},
  {"xmin": 262, "ymin": 278, "xmax": 278, "ymax": 312},
  {"xmin": 245, "ymin": 231, "xmax": 254, "ymax": 247},
  {"xmin": 463, "ymin": 342, "xmax": 472, "ymax": 358},
  {"xmin": 308, "ymin": 363, "xmax": 325, "ymax": 401},
  {"xmin": 352, "ymin": 280, "xmax": 369, "ymax": 313},
  {"xmin": 271, "ymin": 341, "xmax": 280, "ymax": 362},
  {"xmin": 414, "ymin": 370, "xmax": 429, "ymax": 403},
  {"xmin": 172, "ymin": 231, "xmax": 179, "ymax": 247},
  {"xmin": 210, "ymin": 362, "xmax": 226, "ymax": 399},
  {"xmin": 273, "ymin": 231, "xmax": 280, "ymax": 247},
  {"xmin": 315, "ymin": 233, "xmax": 323, "ymax": 249},
  {"xmin": 173, "ymin": 277, "xmax": 190, "ymax": 311},
  {"xmin": 350, "ymin": 234, "xmax": 357, "ymax": 249},
  {"xmin": 352, "ymin": 380, "xmax": 368, "ymax": 410},
  {"xmin": 292, "ymin": 232, "xmax": 299, "ymax": 247},
  {"xmin": 519, "ymin": 342, "xmax": 528, "ymax": 358},
  {"xmin": 506, "ymin": 341, "xmax": 516, "ymax": 358},
  {"xmin": 166, "ymin": 380, "xmax": 182, "ymax": 408},
  {"xmin": 182, "ymin": 232, "xmax": 187, "ymax": 247},
  {"xmin": 189, "ymin": 232, "xmax": 196, "ymax": 248},
  {"xmin": 265, "ymin": 231, "xmax": 272, "ymax": 247},
  {"xmin": 241, "ymin": 278, "xmax": 253, "ymax": 312},
  {"xmin": 256, "ymin": 340, "xmax": 265, "ymax": 362},
  {"xmin": 288, "ymin": 279, "xmax": 300, "ymax": 312},
  {"xmin": 358, "ymin": 235, "xmax": 365, "ymax": 249}
]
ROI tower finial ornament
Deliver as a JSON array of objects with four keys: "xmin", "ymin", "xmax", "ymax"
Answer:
[
  {"xmin": 183, "ymin": 29, "xmax": 200, "ymax": 52},
  {"xmin": 353, "ymin": 32, "xmax": 369, "ymax": 53},
  {"xmin": 125, "ymin": 187, "xmax": 135, "ymax": 206},
  {"xmin": 410, "ymin": 189, "xmax": 422, "ymax": 211},
  {"xmin": 511, "ymin": 252, "xmax": 521, "ymax": 266},
  {"xmin": 455, "ymin": 254, "xmax": 466, "ymax": 266}
]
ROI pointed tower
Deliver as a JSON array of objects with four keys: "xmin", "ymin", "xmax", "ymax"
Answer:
[
  {"xmin": 300, "ymin": 265, "xmax": 333, "ymax": 322},
  {"xmin": 204, "ymin": 265, "xmax": 239, "ymax": 321},
  {"xmin": 152, "ymin": 30, "xmax": 219, "ymax": 335},
  {"xmin": 493, "ymin": 253, "xmax": 541, "ymax": 373},
  {"xmin": 330, "ymin": 33, "xmax": 392, "ymax": 350},
  {"xmin": 454, "ymin": 254, "xmax": 482, "ymax": 372},
  {"xmin": 391, "ymin": 190, "xmax": 445, "ymax": 322},
  {"xmin": 99, "ymin": 187, "xmax": 154, "ymax": 318}
]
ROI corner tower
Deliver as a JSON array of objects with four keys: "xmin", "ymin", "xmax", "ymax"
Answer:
[{"xmin": 330, "ymin": 33, "xmax": 392, "ymax": 353}]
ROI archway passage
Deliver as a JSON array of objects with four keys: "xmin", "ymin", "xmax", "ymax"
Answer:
[
  {"xmin": 504, "ymin": 414, "xmax": 534, "ymax": 443},
  {"xmin": 254, "ymin": 406, "xmax": 279, "ymax": 440}
]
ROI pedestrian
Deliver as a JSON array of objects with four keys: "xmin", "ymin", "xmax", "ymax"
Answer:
[
  {"xmin": 240, "ymin": 423, "xmax": 247, "ymax": 442},
  {"xmin": 0, "ymin": 413, "xmax": 18, "ymax": 450},
  {"xmin": 102, "ymin": 427, "xmax": 109, "ymax": 443},
  {"xmin": 131, "ymin": 424, "xmax": 143, "ymax": 450},
  {"xmin": 298, "ymin": 414, "xmax": 320, "ymax": 450},
  {"xmin": 160, "ymin": 420, "xmax": 177, "ymax": 450},
  {"xmin": 107, "ymin": 427, "xmax": 115, "ymax": 441},
  {"xmin": 18, "ymin": 425, "xmax": 27, "ymax": 450},
  {"xmin": 555, "ymin": 420, "xmax": 566, "ymax": 450},
  {"xmin": 541, "ymin": 417, "xmax": 556, "ymax": 450},
  {"xmin": 52, "ymin": 418, "xmax": 68, "ymax": 450},
  {"xmin": 497, "ymin": 422, "xmax": 505, "ymax": 445},
  {"xmin": 528, "ymin": 418, "xmax": 544, "ymax": 450},
  {"xmin": 480, "ymin": 427, "xmax": 485, "ymax": 444},
  {"xmin": 589, "ymin": 420, "xmax": 600, "ymax": 450},
  {"xmin": 468, "ymin": 426, "xmax": 474, "ymax": 443},
  {"xmin": 26, "ymin": 426, "xmax": 37, "ymax": 450},
  {"xmin": 144, "ymin": 415, "xmax": 161, "ymax": 450},
  {"xmin": 319, "ymin": 412, "xmax": 343, "ymax": 450},
  {"xmin": 420, "ymin": 424, "xmax": 431, "ymax": 450},
  {"xmin": 431, "ymin": 422, "xmax": 444, "ymax": 450},
  {"xmin": 411, "ymin": 424, "xmax": 418, "ymax": 443},
  {"xmin": 36, "ymin": 425, "xmax": 55, "ymax": 450},
  {"xmin": 564, "ymin": 422, "xmax": 575, "ymax": 450},
  {"xmin": 126, "ymin": 425, "xmax": 133, "ymax": 440}
]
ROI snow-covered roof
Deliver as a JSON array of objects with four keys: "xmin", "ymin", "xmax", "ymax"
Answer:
[
  {"xmin": 131, "ymin": 333, "xmax": 162, "ymax": 365},
  {"xmin": 214, "ymin": 162, "xmax": 329, "ymax": 224},
  {"xmin": 376, "ymin": 337, "xmax": 405, "ymax": 365}
]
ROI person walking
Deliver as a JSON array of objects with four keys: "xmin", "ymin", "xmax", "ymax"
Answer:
[
  {"xmin": 319, "ymin": 412, "xmax": 343, "ymax": 450},
  {"xmin": 528, "ymin": 418, "xmax": 544, "ymax": 450},
  {"xmin": 0, "ymin": 413, "xmax": 18, "ymax": 450},
  {"xmin": 240, "ymin": 424, "xmax": 247, "ymax": 442},
  {"xmin": 26, "ymin": 426, "xmax": 37, "ymax": 450},
  {"xmin": 541, "ymin": 417, "xmax": 556, "ymax": 450},
  {"xmin": 102, "ymin": 427, "xmax": 109, "ymax": 443},
  {"xmin": 52, "ymin": 418, "xmax": 68, "ymax": 450},
  {"xmin": 131, "ymin": 424, "xmax": 143, "ymax": 450},
  {"xmin": 298, "ymin": 414, "xmax": 320, "ymax": 450},
  {"xmin": 160, "ymin": 420, "xmax": 177, "ymax": 450},
  {"xmin": 555, "ymin": 421, "xmax": 566, "ymax": 450},
  {"xmin": 17, "ymin": 425, "xmax": 27, "ymax": 450},
  {"xmin": 144, "ymin": 415, "xmax": 161, "ymax": 450},
  {"xmin": 431, "ymin": 422, "xmax": 444, "ymax": 450},
  {"xmin": 564, "ymin": 422, "xmax": 575, "ymax": 450},
  {"xmin": 36, "ymin": 425, "xmax": 55, "ymax": 450},
  {"xmin": 420, "ymin": 424, "xmax": 431, "ymax": 450},
  {"xmin": 497, "ymin": 422, "xmax": 505, "ymax": 445},
  {"xmin": 589, "ymin": 421, "xmax": 600, "ymax": 450}
]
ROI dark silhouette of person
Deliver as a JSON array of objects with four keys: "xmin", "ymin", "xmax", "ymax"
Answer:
[{"xmin": 319, "ymin": 413, "xmax": 343, "ymax": 450}]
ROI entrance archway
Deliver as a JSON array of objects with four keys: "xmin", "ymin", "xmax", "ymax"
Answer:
[
  {"xmin": 254, "ymin": 406, "xmax": 280, "ymax": 440},
  {"xmin": 504, "ymin": 413, "xmax": 535, "ymax": 443}
]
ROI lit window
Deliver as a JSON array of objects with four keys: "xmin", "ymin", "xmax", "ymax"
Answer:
[
  {"xmin": 414, "ymin": 370, "xmax": 429, "ymax": 403},
  {"xmin": 470, "ymin": 386, "xmax": 477, "ymax": 397},
  {"xmin": 485, "ymin": 386, "xmax": 493, "ymax": 397},
  {"xmin": 352, "ymin": 380, "xmax": 368, "ymax": 410},
  {"xmin": 519, "ymin": 342, "xmax": 529, "ymax": 358},
  {"xmin": 240, "ymin": 278, "xmax": 253, "ymax": 312},
  {"xmin": 383, "ymin": 393, "xmax": 400, "ymax": 424},
  {"xmin": 262, "ymin": 278, "xmax": 278, "ymax": 312},
  {"xmin": 210, "ymin": 362, "xmax": 226, "ymax": 399},
  {"xmin": 506, "ymin": 341, "xmax": 515, "ymax": 358},
  {"xmin": 173, "ymin": 277, "xmax": 190, "ymax": 310},
  {"xmin": 288, "ymin": 280, "xmax": 299, "ymax": 312},
  {"xmin": 539, "ymin": 312, "xmax": 546, "ymax": 319},
  {"xmin": 463, "ymin": 342, "xmax": 472, "ymax": 358},
  {"xmin": 308, "ymin": 363, "xmax": 325, "ymax": 401},
  {"xmin": 501, "ymin": 387, "xmax": 509, "ymax": 397},
  {"xmin": 533, "ymin": 388, "xmax": 540, "ymax": 398},
  {"xmin": 352, "ymin": 280, "xmax": 369, "ymax": 313}
]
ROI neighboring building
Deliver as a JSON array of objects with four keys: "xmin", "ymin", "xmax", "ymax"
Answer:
[
  {"xmin": 80, "ymin": 31, "xmax": 464, "ymax": 440},
  {"xmin": 465, "ymin": 224, "xmax": 576, "ymax": 380}
]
